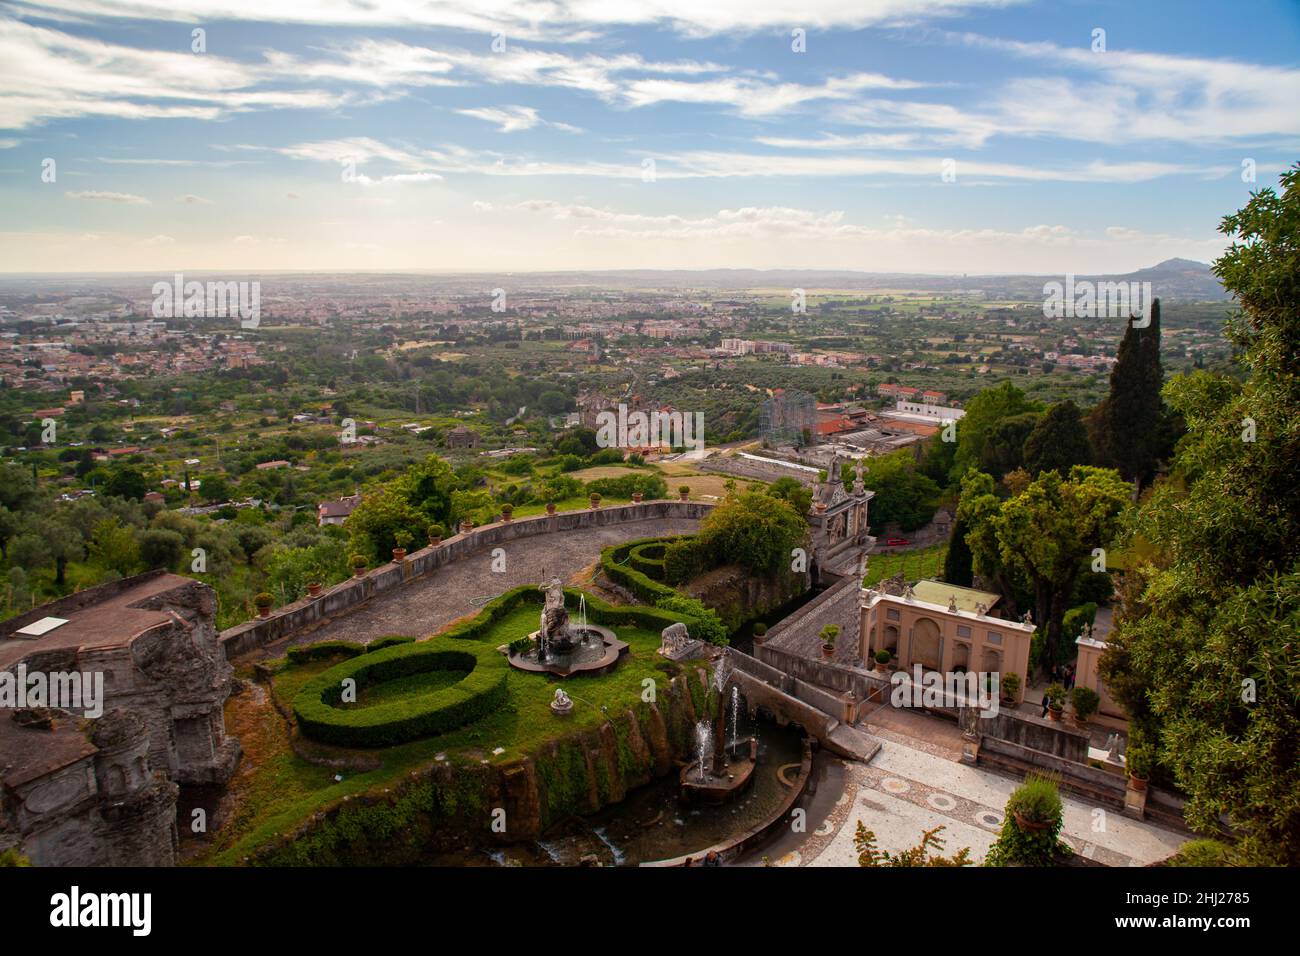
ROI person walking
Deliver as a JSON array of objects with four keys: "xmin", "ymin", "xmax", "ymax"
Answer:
[{"xmin": 1040, "ymin": 691, "xmax": 1050, "ymax": 718}]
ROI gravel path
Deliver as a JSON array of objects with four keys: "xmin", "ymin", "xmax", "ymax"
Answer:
[{"xmin": 270, "ymin": 516, "xmax": 702, "ymax": 654}]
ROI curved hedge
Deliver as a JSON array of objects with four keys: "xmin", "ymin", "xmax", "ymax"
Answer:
[
  {"xmin": 600, "ymin": 536, "xmax": 684, "ymax": 604},
  {"xmin": 292, "ymin": 637, "xmax": 509, "ymax": 748},
  {"xmin": 627, "ymin": 541, "xmax": 668, "ymax": 580},
  {"xmin": 286, "ymin": 635, "xmax": 415, "ymax": 665}
]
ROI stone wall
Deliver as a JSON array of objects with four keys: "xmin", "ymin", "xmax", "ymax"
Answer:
[
  {"xmin": 219, "ymin": 500, "xmax": 714, "ymax": 660},
  {"xmin": 241, "ymin": 669, "xmax": 710, "ymax": 864}
]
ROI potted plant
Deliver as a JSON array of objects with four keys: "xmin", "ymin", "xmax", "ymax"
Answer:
[
  {"xmin": 589, "ymin": 492, "xmax": 602, "ymax": 510},
  {"xmin": 1009, "ymin": 774, "xmax": 1063, "ymax": 834},
  {"xmin": 874, "ymin": 649, "xmax": 891, "ymax": 675},
  {"xmin": 253, "ymin": 592, "xmax": 273, "ymax": 618},
  {"xmin": 459, "ymin": 519, "xmax": 474, "ymax": 534},
  {"xmin": 350, "ymin": 553, "xmax": 367, "ymax": 577},
  {"xmin": 819, "ymin": 624, "xmax": 840, "ymax": 659},
  {"xmin": 999, "ymin": 672, "xmax": 1021, "ymax": 706},
  {"xmin": 1045, "ymin": 683, "xmax": 1066, "ymax": 720},
  {"xmin": 1070, "ymin": 686, "xmax": 1099, "ymax": 726},
  {"xmin": 500, "ymin": 503, "xmax": 513, "ymax": 522},
  {"xmin": 545, "ymin": 501, "xmax": 557, "ymax": 516},
  {"xmin": 632, "ymin": 491, "xmax": 644, "ymax": 503},
  {"xmin": 678, "ymin": 485, "xmax": 690, "ymax": 501},
  {"xmin": 307, "ymin": 581, "xmax": 322, "ymax": 598},
  {"xmin": 392, "ymin": 530, "xmax": 412, "ymax": 562},
  {"xmin": 1127, "ymin": 743, "xmax": 1152, "ymax": 791},
  {"xmin": 752, "ymin": 622, "xmax": 768, "ymax": 647},
  {"xmin": 427, "ymin": 524, "xmax": 444, "ymax": 547}
]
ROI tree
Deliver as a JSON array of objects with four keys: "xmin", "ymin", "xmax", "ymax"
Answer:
[
  {"xmin": 979, "ymin": 411, "xmax": 1040, "ymax": 479},
  {"xmin": 1023, "ymin": 400, "xmax": 1092, "ymax": 476},
  {"xmin": 138, "ymin": 528, "xmax": 186, "ymax": 571},
  {"xmin": 855, "ymin": 823, "xmax": 971, "ymax": 867},
  {"xmin": 768, "ymin": 476, "xmax": 812, "ymax": 516},
  {"xmin": 966, "ymin": 466, "xmax": 1130, "ymax": 671},
  {"xmin": 103, "ymin": 466, "xmax": 147, "ymax": 501},
  {"xmin": 950, "ymin": 381, "xmax": 1039, "ymax": 483},
  {"xmin": 1100, "ymin": 166, "xmax": 1300, "ymax": 864},
  {"xmin": 695, "ymin": 489, "xmax": 806, "ymax": 577},
  {"xmin": 88, "ymin": 517, "xmax": 141, "ymax": 576},
  {"xmin": 942, "ymin": 514, "xmax": 974, "ymax": 587},
  {"xmin": 1088, "ymin": 300, "xmax": 1170, "ymax": 487},
  {"xmin": 865, "ymin": 450, "xmax": 940, "ymax": 532}
]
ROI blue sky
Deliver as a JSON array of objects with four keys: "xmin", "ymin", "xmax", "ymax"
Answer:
[{"xmin": 1, "ymin": 0, "xmax": 1297, "ymax": 274}]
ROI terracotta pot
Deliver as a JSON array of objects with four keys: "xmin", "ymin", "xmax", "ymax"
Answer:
[
  {"xmin": 1001, "ymin": 696, "xmax": 1017, "ymax": 707},
  {"xmin": 589, "ymin": 497, "xmax": 601, "ymax": 510},
  {"xmin": 753, "ymin": 635, "xmax": 766, "ymax": 647},
  {"xmin": 632, "ymin": 492, "xmax": 643, "ymax": 503},
  {"xmin": 822, "ymin": 643, "xmax": 835, "ymax": 659},
  {"xmin": 1129, "ymin": 774, "xmax": 1148, "ymax": 792},
  {"xmin": 392, "ymin": 548, "xmax": 407, "ymax": 562},
  {"xmin": 352, "ymin": 565, "xmax": 366, "ymax": 578},
  {"xmin": 256, "ymin": 605, "xmax": 271, "ymax": 618},
  {"xmin": 1048, "ymin": 705, "xmax": 1063, "ymax": 721},
  {"xmin": 501, "ymin": 511, "xmax": 513, "ymax": 522},
  {"xmin": 876, "ymin": 663, "xmax": 890, "ymax": 675},
  {"xmin": 428, "ymin": 536, "xmax": 441, "ymax": 548},
  {"xmin": 679, "ymin": 491, "xmax": 689, "ymax": 501},
  {"xmin": 1013, "ymin": 811, "xmax": 1051, "ymax": 832},
  {"xmin": 459, "ymin": 521, "xmax": 473, "ymax": 534},
  {"xmin": 307, "ymin": 582, "xmax": 322, "ymax": 597},
  {"xmin": 545, "ymin": 502, "xmax": 557, "ymax": 515}
]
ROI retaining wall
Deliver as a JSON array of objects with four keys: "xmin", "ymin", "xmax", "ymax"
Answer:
[{"xmin": 219, "ymin": 500, "xmax": 713, "ymax": 660}]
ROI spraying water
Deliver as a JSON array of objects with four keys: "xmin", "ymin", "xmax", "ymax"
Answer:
[
  {"xmin": 694, "ymin": 721, "xmax": 713, "ymax": 782},
  {"xmin": 730, "ymin": 685, "xmax": 740, "ymax": 749}
]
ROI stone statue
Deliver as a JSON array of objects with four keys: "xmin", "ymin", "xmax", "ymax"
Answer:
[
  {"xmin": 974, "ymin": 602, "xmax": 988, "ymax": 617},
  {"xmin": 550, "ymin": 687, "xmax": 574, "ymax": 716},
  {"xmin": 539, "ymin": 577, "xmax": 572, "ymax": 653},
  {"xmin": 1021, "ymin": 609, "xmax": 1034, "ymax": 626},
  {"xmin": 958, "ymin": 704, "xmax": 980, "ymax": 740},
  {"xmin": 904, "ymin": 584, "xmax": 916, "ymax": 602},
  {"xmin": 1104, "ymin": 732, "xmax": 1122, "ymax": 763},
  {"xmin": 948, "ymin": 595, "xmax": 958, "ymax": 613},
  {"xmin": 660, "ymin": 621, "xmax": 689, "ymax": 654}
]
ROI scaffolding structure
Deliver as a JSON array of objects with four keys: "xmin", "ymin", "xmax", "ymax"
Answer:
[{"xmin": 760, "ymin": 389, "xmax": 818, "ymax": 446}]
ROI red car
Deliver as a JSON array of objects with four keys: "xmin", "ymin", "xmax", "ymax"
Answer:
[{"xmin": 885, "ymin": 538, "xmax": 910, "ymax": 546}]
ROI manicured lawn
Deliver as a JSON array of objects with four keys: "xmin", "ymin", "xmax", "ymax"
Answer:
[
  {"xmin": 864, "ymin": 542, "xmax": 949, "ymax": 586},
  {"xmin": 201, "ymin": 595, "xmax": 700, "ymax": 864}
]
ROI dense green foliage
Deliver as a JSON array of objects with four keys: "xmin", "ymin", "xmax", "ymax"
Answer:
[
  {"xmin": 985, "ymin": 775, "xmax": 1069, "ymax": 867},
  {"xmin": 1100, "ymin": 166, "xmax": 1300, "ymax": 865}
]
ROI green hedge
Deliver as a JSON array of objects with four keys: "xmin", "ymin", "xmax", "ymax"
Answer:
[
  {"xmin": 627, "ymin": 541, "xmax": 669, "ymax": 580},
  {"xmin": 600, "ymin": 536, "xmax": 683, "ymax": 604},
  {"xmin": 286, "ymin": 635, "xmax": 415, "ymax": 664},
  {"xmin": 292, "ymin": 637, "xmax": 509, "ymax": 748}
]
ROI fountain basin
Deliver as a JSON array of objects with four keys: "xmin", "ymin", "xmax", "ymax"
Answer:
[
  {"xmin": 679, "ymin": 737, "xmax": 758, "ymax": 805},
  {"xmin": 507, "ymin": 624, "xmax": 628, "ymax": 678}
]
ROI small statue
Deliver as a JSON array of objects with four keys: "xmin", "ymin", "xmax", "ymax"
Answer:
[
  {"xmin": 904, "ymin": 585, "xmax": 916, "ymax": 602},
  {"xmin": 550, "ymin": 687, "xmax": 574, "ymax": 716},
  {"xmin": 974, "ymin": 602, "xmax": 988, "ymax": 616},
  {"xmin": 948, "ymin": 595, "xmax": 958, "ymax": 613},
  {"xmin": 1021, "ymin": 609, "xmax": 1034, "ymax": 626}
]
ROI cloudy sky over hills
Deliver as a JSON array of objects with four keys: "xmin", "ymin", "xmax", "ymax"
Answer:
[{"xmin": 1, "ymin": 0, "xmax": 1298, "ymax": 273}]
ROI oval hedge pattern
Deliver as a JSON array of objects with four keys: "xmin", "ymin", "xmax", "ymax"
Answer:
[{"xmin": 292, "ymin": 637, "xmax": 509, "ymax": 748}]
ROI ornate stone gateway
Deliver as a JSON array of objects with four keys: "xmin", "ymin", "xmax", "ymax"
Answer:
[{"xmin": 809, "ymin": 454, "xmax": 875, "ymax": 576}]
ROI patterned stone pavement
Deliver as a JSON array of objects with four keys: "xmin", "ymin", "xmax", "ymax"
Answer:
[
  {"xmin": 766, "ymin": 732, "xmax": 1190, "ymax": 867},
  {"xmin": 266, "ymin": 516, "xmax": 702, "ymax": 654}
]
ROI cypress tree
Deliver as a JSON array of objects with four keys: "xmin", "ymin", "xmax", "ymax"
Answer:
[
  {"xmin": 1090, "ymin": 298, "xmax": 1166, "ymax": 487},
  {"xmin": 1023, "ymin": 400, "xmax": 1092, "ymax": 475},
  {"xmin": 943, "ymin": 514, "xmax": 974, "ymax": 587}
]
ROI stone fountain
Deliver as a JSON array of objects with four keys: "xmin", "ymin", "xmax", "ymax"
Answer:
[
  {"xmin": 679, "ymin": 652, "xmax": 757, "ymax": 804},
  {"xmin": 506, "ymin": 578, "xmax": 628, "ymax": 678}
]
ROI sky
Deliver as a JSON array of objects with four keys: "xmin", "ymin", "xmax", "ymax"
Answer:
[{"xmin": 1, "ymin": 0, "xmax": 1298, "ymax": 275}]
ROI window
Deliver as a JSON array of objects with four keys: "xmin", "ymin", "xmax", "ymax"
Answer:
[
  {"xmin": 986, "ymin": 631, "xmax": 1002, "ymax": 646},
  {"xmin": 957, "ymin": 625, "xmax": 971, "ymax": 638},
  {"xmin": 886, "ymin": 608, "xmax": 900, "ymax": 621}
]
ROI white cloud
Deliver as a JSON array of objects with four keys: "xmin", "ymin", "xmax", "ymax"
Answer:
[
  {"xmin": 456, "ymin": 105, "xmax": 581, "ymax": 133},
  {"xmin": 65, "ymin": 189, "xmax": 150, "ymax": 203},
  {"xmin": 177, "ymin": 193, "xmax": 215, "ymax": 204},
  {"xmin": 23, "ymin": 0, "xmax": 1023, "ymax": 38}
]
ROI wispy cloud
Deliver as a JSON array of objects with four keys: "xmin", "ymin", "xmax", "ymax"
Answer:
[{"xmin": 65, "ymin": 189, "xmax": 150, "ymax": 203}]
